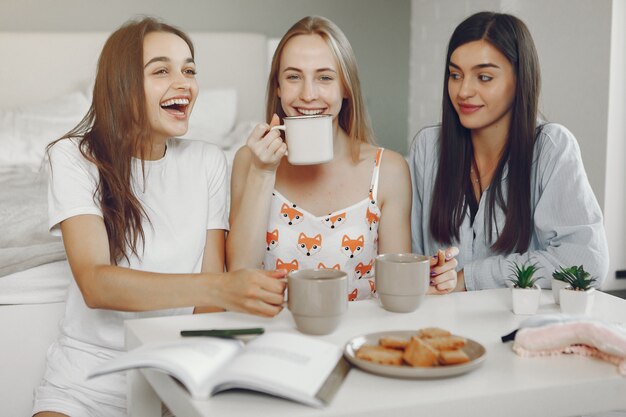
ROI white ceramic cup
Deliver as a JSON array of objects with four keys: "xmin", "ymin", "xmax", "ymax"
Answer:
[
  {"xmin": 287, "ymin": 269, "xmax": 348, "ymax": 335},
  {"xmin": 375, "ymin": 253, "xmax": 430, "ymax": 313},
  {"xmin": 270, "ymin": 114, "xmax": 333, "ymax": 165},
  {"xmin": 551, "ymin": 277, "xmax": 569, "ymax": 305},
  {"xmin": 560, "ymin": 287, "xmax": 596, "ymax": 315}
]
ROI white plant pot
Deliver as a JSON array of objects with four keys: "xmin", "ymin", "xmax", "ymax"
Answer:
[
  {"xmin": 560, "ymin": 287, "xmax": 596, "ymax": 315},
  {"xmin": 551, "ymin": 278, "xmax": 569, "ymax": 305},
  {"xmin": 511, "ymin": 284, "xmax": 541, "ymax": 315}
]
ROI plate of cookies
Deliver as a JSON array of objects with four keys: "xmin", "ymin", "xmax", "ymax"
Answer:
[{"xmin": 344, "ymin": 327, "xmax": 486, "ymax": 378}]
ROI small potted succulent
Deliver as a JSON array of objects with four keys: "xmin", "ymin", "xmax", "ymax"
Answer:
[
  {"xmin": 508, "ymin": 261, "xmax": 542, "ymax": 315},
  {"xmin": 551, "ymin": 266, "xmax": 577, "ymax": 305},
  {"xmin": 557, "ymin": 265, "xmax": 597, "ymax": 315}
]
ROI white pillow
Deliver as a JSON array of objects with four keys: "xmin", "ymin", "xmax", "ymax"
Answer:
[
  {"xmin": 0, "ymin": 91, "xmax": 90, "ymax": 167},
  {"xmin": 181, "ymin": 88, "xmax": 238, "ymax": 148},
  {"xmin": 220, "ymin": 120, "xmax": 257, "ymax": 167},
  {"xmin": 0, "ymin": 88, "xmax": 238, "ymax": 167}
]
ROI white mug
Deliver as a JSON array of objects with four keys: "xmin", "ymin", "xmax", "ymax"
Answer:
[{"xmin": 270, "ymin": 114, "xmax": 333, "ymax": 165}]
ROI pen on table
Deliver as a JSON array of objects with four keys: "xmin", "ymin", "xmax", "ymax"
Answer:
[{"xmin": 180, "ymin": 328, "xmax": 265, "ymax": 338}]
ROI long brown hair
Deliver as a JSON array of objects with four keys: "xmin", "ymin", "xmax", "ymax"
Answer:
[
  {"xmin": 266, "ymin": 16, "xmax": 376, "ymax": 161},
  {"xmin": 429, "ymin": 12, "xmax": 541, "ymax": 253},
  {"xmin": 48, "ymin": 17, "xmax": 195, "ymax": 264}
]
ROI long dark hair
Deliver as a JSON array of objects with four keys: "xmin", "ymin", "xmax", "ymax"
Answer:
[
  {"xmin": 47, "ymin": 18, "xmax": 194, "ymax": 264},
  {"xmin": 429, "ymin": 11, "xmax": 540, "ymax": 253}
]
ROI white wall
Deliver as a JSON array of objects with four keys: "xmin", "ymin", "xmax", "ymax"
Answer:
[
  {"xmin": 409, "ymin": 0, "xmax": 625, "ymax": 289},
  {"xmin": 409, "ymin": 0, "xmax": 499, "ymax": 143},
  {"xmin": 0, "ymin": 0, "xmax": 411, "ymax": 154},
  {"xmin": 604, "ymin": 0, "xmax": 626, "ymax": 291},
  {"xmin": 501, "ymin": 0, "xmax": 612, "ymax": 212}
]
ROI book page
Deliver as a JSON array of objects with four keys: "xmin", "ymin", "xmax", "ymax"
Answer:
[
  {"xmin": 88, "ymin": 338, "xmax": 242, "ymax": 399},
  {"xmin": 213, "ymin": 332, "xmax": 343, "ymax": 407}
]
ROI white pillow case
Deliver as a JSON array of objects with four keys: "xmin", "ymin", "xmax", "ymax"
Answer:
[
  {"xmin": 0, "ymin": 88, "xmax": 238, "ymax": 167},
  {"xmin": 83, "ymin": 87, "xmax": 240, "ymax": 148},
  {"xmin": 180, "ymin": 88, "xmax": 238, "ymax": 148},
  {"xmin": 0, "ymin": 91, "xmax": 90, "ymax": 167}
]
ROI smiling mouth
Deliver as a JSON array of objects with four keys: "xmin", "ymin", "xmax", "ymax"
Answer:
[
  {"xmin": 296, "ymin": 107, "xmax": 326, "ymax": 116},
  {"xmin": 161, "ymin": 98, "xmax": 190, "ymax": 118},
  {"xmin": 458, "ymin": 104, "xmax": 482, "ymax": 114}
]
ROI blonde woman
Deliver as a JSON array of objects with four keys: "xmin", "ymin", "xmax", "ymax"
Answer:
[{"xmin": 228, "ymin": 16, "xmax": 458, "ymax": 300}]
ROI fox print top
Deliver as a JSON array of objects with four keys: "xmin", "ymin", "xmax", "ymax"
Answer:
[{"xmin": 264, "ymin": 148, "xmax": 384, "ymax": 301}]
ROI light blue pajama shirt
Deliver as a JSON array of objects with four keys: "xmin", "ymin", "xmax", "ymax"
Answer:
[{"xmin": 409, "ymin": 123, "xmax": 609, "ymax": 290}]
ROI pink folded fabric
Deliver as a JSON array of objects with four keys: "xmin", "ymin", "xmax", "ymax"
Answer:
[{"xmin": 507, "ymin": 315, "xmax": 626, "ymax": 375}]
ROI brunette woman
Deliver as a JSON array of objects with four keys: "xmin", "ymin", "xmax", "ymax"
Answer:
[
  {"xmin": 33, "ymin": 18, "xmax": 285, "ymax": 417},
  {"xmin": 409, "ymin": 11, "xmax": 609, "ymax": 291}
]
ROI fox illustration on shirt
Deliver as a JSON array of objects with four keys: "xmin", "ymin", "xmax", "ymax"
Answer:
[
  {"xmin": 368, "ymin": 188, "xmax": 376, "ymax": 205},
  {"xmin": 323, "ymin": 212, "xmax": 346, "ymax": 229},
  {"xmin": 318, "ymin": 262, "xmax": 341, "ymax": 270},
  {"xmin": 354, "ymin": 260, "xmax": 374, "ymax": 279},
  {"xmin": 368, "ymin": 279, "xmax": 376, "ymax": 294},
  {"xmin": 276, "ymin": 258, "xmax": 299, "ymax": 273},
  {"xmin": 297, "ymin": 233, "xmax": 322, "ymax": 257},
  {"xmin": 265, "ymin": 148, "xmax": 385, "ymax": 303},
  {"xmin": 279, "ymin": 203, "xmax": 303, "ymax": 226},
  {"xmin": 266, "ymin": 229, "xmax": 279, "ymax": 251},
  {"xmin": 341, "ymin": 234, "xmax": 364, "ymax": 258},
  {"xmin": 365, "ymin": 207, "xmax": 379, "ymax": 231}
]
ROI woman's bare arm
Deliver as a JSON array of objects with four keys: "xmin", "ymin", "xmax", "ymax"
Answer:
[
  {"xmin": 226, "ymin": 116, "xmax": 286, "ymax": 271},
  {"xmin": 61, "ymin": 215, "xmax": 286, "ymax": 316}
]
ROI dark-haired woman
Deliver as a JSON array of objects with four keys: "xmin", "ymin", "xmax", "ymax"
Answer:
[
  {"xmin": 33, "ymin": 18, "xmax": 286, "ymax": 417},
  {"xmin": 409, "ymin": 11, "xmax": 608, "ymax": 291}
]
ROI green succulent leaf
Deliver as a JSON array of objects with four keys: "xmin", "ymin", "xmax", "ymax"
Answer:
[
  {"xmin": 508, "ymin": 261, "xmax": 542, "ymax": 289},
  {"xmin": 552, "ymin": 265, "xmax": 579, "ymax": 282},
  {"xmin": 552, "ymin": 265, "xmax": 597, "ymax": 291}
]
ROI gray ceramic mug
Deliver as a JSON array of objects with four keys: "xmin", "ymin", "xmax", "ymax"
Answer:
[
  {"xmin": 287, "ymin": 269, "xmax": 348, "ymax": 335},
  {"xmin": 375, "ymin": 253, "xmax": 430, "ymax": 313}
]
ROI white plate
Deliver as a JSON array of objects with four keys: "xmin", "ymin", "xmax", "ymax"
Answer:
[{"xmin": 344, "ymin": 330, "xmax": 487, "ymax": 379}]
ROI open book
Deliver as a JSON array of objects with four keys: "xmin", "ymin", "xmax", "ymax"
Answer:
[{"xmin": 88, "ymin": 332, "xmax": 349, "ymax": 408}]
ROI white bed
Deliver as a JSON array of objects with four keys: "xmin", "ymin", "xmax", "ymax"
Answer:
[{"xmin": 0, "ymin": 30, "xmax": 270, "ymax": 416}]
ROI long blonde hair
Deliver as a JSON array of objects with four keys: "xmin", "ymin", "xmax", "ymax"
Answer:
[{"xmin": 266, "ymin": 16, "xmax": 376, "ymax": 161}]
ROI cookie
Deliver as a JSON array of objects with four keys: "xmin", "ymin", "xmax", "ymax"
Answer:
[
  {"xmin": 356, "ymin": 345, "xmax": 403, "ymax": 366},
  {"xmin": 403, "ymin": 336, "xmax": 439, "ymax": 367},
  {"xmin": 416, "ymin": 327, "xmax": 452, "ymax": 339},
  {"xmin": 379, "ymin": 336, "xmax": 410, "ymax": 350},
  {"xmin": 437, "ymin": 249, "xmax": 446, "ymax": 267},
  {"xmin": 439, "ymin": 349, "xmax": 470, "ymax": 365},
  {"xmin": 423, "ymin": 336, "xmax": 467, "ymax": 351}
]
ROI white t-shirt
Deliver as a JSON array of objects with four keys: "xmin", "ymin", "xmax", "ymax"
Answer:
[{"xmin": 47, "ymin": 137, "xmax": 229, "ymax": 351}]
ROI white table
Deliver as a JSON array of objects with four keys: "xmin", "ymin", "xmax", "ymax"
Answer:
[{"xmin": 125, "ymin": 289, "xmax": 626, "ymax": 417}]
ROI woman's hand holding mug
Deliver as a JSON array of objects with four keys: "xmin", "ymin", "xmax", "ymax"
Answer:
[{"xmin": 246, "ymin": 114, "xmax": 286, "ymax": 173}]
